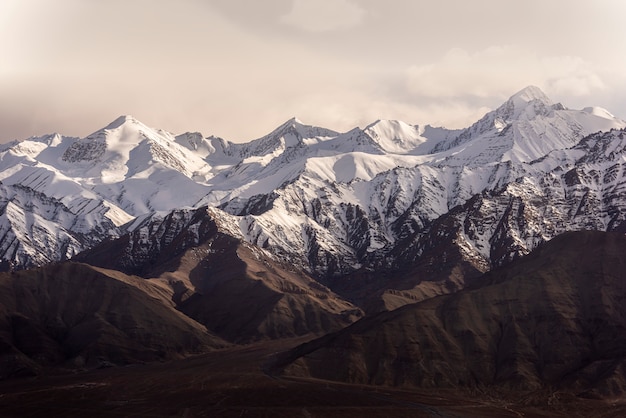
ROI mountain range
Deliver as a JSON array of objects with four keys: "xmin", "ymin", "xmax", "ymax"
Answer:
[
  {"xmin": 2, "ymin": 86, "xmax": 626, "ymax": 413},
  {"xmin": 2, "ymin": 86, "xmax": 624, "ymax": 276}
]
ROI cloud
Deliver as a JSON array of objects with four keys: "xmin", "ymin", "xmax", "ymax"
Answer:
[
  {"xmin": 541, "ymin": 56, "xmax": 606, "ymax": 97},
  {"xmin": 280, "ymin": 0, "xmax": 366, "ymax": 32},
  {"xmin": 2, "ymin": 2, "xmax": 626, "ymax": 143},
  {"xmin": 405, "ymin": 45, "xmax": 607, "ymax": 103}
]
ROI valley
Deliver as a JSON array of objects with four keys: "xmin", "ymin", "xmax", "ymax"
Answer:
[{"xmin": 1, "ymin": 337, "xmax": 624, "ymax": 417}]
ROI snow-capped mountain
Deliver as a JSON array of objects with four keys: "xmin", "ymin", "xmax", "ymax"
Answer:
[
  {"xmin": 1, "ymin": 86, "xmax": 625, "ymax": 288},
  {"xmin": 189, "ymin": 86, "xmax": 626, "ymax": 278},
  {"xmin": 0, "ymin": 115, "xmax": 213, "ymax": 217},
  {"xmin": 431, "ymin": 85, "xmax": 624, "ymax": 166},
  {"xmin": 0, "ymin": 181, "xmax": 117, "ymax": 270}
]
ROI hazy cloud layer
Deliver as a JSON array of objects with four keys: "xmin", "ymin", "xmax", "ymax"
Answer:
[
  {"xmin": 280, "ymin": 0, "xmax": 367, "ymax": 32},
  {"xmin": 1, "ymin": 0, "xmax": 625, "ymax": 142}
]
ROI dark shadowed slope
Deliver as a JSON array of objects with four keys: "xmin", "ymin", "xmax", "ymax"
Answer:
[
  {"xmin": 274, "ymin": 231, "xmax": 626, "ymax": 399},
  {"xmin": 0, "ymin": 262, "xmax": 226, "ymax": 378},
  {"xmin": 74, "ymin": 206, "xmax": 363, "ymax": 343}
]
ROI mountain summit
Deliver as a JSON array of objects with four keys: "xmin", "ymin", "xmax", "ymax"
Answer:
[
  {"xmin": 431, "ymin": 85, "xmax": 624, "ymax": 165},
  {"xmin": 103, "ymin": 114, "xmax": 143, "ymax": 130},
  {"xmin": 509, "ymin": 85, "xmax": 553, "ymax": 105},
  {"xmin": 499, "ymin": 85, "xmax": 556, "ymax": 121}
]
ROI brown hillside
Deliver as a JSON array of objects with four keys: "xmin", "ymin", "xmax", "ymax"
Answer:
[
  {"xmin": 75, "ymin": 207, "xmax": 363, "ymax": 343},
  {"xmin": 160, "ymin": 234, "xmax": 363, "ymax": 343},
  {"xmin": 274, "ymin": 231, "xmax": 626, "ymax": 398},
  {"xmin": 0, "ymin": 262, "xmax": 225, "ymax": 378}
]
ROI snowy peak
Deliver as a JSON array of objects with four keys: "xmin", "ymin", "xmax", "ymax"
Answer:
[
  {"xmin": 363, "ymin": 119, "xmax": 427, "ymax": 154},
  {"xmin": 93, "ymin": 114, "xmax": 173, "ymax": 148},
  {"xmin": 430, "ymin": 85, "xmax": 626, "ymax": 166},
  {"xmin": 278, "ymin": 116, "xmax": 305, "ymax": 131},
  {"xmin": 239, "ymin": 118, "xmax": 338, "ymax": 159},
  {"xmin": 495, "ymin": 85, "xmax": 555, "ymax": 122},
  {"xmin": 103, "ymin": 114, "xmax": 142, "ymax": 130},
  {"xmin": 62, "ymin": 115, "xmax": 152, "ymax": 164},
  {"xmin": 98, "ymin": 114, "xmax": 160, "ymax": 143},
  {"xmin": 277, "ymin": 117, "xmax": 339, "ymax": 140},
  {"xmin": 509, "ymin": 85, "xmax": 553, "ymax": 106},
  {"xmin": 582, "ymin": 106, "xmax": 616, "ymax": 119},
  {"xmin": 60, "ymin": 114, "xmax": 213, "ymax": 182}
]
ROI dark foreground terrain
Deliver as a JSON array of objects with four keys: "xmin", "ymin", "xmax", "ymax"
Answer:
[
  {"xmin": 1, "ymin": 338, "xmax": 624, "ymax": 418},
  {"xmin": 2, "ymin": 231, "xmax": 626, "ymax": 417}
]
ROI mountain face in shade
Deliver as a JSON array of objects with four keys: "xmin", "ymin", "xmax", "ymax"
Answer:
[
  {"xmin": 271, "ymin": 231, "xmax": 626, "ymax": 398},
  {"xmin": 1, "ymin": 86, "xmax": 626, "ymax": 311},
  {"xmin": 0, "ymin": 262, "xmax": 227, "ymax": 378},
  {"xmin": 74, "ymin": 206, "xmax": 363, "ymax": 343}
]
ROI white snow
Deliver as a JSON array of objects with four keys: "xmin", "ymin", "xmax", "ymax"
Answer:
[
  {"xmin": 363, "ymin": 120, "xmax": 428, "ymax": 154},
  {"xmin": 2, "ymin": 86, "xmax": 626, "ymax": 273}
]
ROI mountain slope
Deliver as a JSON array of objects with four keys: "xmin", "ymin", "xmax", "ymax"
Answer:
[
  {"xmin": 74, "ymin": 206, "xmax": 363, "ymax": 343},
  {"xmin": 338, "ymin": 128, "xmax": 626, "ymax": 311},
  {"xmin": 0, "ymin": 182, "xmax": 118, "ymax": 271},
  {"xmin": 0, "ymin": 116, "xmax": 228, "ymax": 270},
  {"xmin": 0, "ymin": 262, "xmax": 226, "ymax": 378},
  {"xmin": 273, "ymin": 231, "xmax": 626, "ymax": 398}
]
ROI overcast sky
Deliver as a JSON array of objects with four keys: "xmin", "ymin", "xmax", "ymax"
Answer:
[{"xmin": 2, "ymin": 0, "xmax": 626, "ymax": 143}]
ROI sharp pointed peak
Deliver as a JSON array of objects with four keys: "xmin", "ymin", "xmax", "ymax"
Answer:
[
  {"xmin": 104, "ymin": 115, "xmax": 143, "ymax": 130},
  {"xmin": 279, "ymin": 116, "xmax": 305, "ymax": 127},
  {"xmin": 265, "ymin": 117, "xmax": 338, "ymax": 138},
  {"xmin": 484, "ymin": 85, "xmax": 555, "ymax": 122},
  {"xmin": 508, "ymin": 85, "xmax": 552, "ymax": 105},
  {"xmin": 261, "ymin": 117, "xmax": 307, "ymax": 137}
]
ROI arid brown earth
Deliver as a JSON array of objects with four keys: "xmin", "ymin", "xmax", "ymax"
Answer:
[
  {"xmin": 2, "ymin": 231, "xmax": 626, "ymax": 416},
  {"xmin": 273, "ymin": 231, "xmax": 626, "ymax": 400},
  {"xmin": 75, "ymin": 208, "xmax": 363, "ymax": 343},
  {"xmin": 0, "ymin": 263, "xmax": 226, "ymax": 379},
  {"xmin": 1, "ymin": 338, "xmax": 624, "ymax": 417}
]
